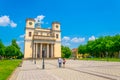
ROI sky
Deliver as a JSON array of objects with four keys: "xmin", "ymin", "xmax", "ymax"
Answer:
[{"xmin": 0, "ymin": 0, "xmax": 120, "ymax": 52}]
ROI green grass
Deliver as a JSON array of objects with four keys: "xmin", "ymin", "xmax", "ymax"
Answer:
[
  {"xmin": 80, "ymin": 58, "xmax": 120, "ymax": 62},
  {"xmin": 0, "ymin": 59, "xmax": 22, "ymax": 80}
]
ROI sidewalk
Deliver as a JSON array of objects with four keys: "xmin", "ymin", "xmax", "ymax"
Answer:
[{"xmin": 9, "ymin": 59, "xmax": 120, "ymax": 80}]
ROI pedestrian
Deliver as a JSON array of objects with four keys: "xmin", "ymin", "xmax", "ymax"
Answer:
[
  {"xmin": 58, "ymin": 58, "xmax": 62, "ymax": 68},
  {"xmin": 63, "ymin": 58, "xmax": 66, "ymax": 68}
]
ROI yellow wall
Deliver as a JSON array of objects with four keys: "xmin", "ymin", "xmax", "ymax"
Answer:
[
  {"xmin": 24, "ymin": 41, "xmax": 33, "ymax": 58},
  {"xmin": 25, "ymin": 29, "xmax": 34, "ymax": 40},
  {"xmin": 54, "ymin": 43, "xmax": 61, "ymax": 57}
]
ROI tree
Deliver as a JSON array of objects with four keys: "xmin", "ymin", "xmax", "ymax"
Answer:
[
  {"xmin": 11, "ymin": 39, "xmax": 23, "ymax": 58},
  {"xmin": 61, "ymin": 45, "xmax": 72, "ymax": 58},
  {"xmin": 78, "ymin": 45, "xmax": 87, "ymax": 54},
  {"xmin": 0, "ymin": 40, "xmax": 5, "ymax": 59},
  {"xmin": 113, "ymin": 34, "xmax": 120, "ymax": 58},
  {"xmin": 5, "ymin": 39, "xmax": 23, "ymax": 59},
  {"xmin": 11, "ymin": 39, "xmax": 20, "ymax": 50},
  {"xmin": 86, "ymin": 40, "xmax": 95, "ymax": 56},
  {"xmin": 5, "ymin": 45, "xmax": 17, "ymax": 58},
  {"xmin": 78, "ymin": 35, "xmax": 120, "ymax": 58}
]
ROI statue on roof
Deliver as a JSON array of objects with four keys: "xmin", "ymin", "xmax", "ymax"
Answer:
[{"xmin": 35, "ymin": 18, "xmax": 41, "ymax": 28}]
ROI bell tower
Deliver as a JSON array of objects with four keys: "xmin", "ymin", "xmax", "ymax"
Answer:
[
  {"xmin": 26, "ymin": 19, "xmax": 35, "ymax": 28},
  {"xmin": 52, "ymin": 22, "xmax": 61, "ymax": 41},
  {"xmin": 52, "ymin": 22, "xmax": 61, "ymax": 57},
  {"xmin": 24, "ymin": 18, "xmax": 35, "ymax": 58}
]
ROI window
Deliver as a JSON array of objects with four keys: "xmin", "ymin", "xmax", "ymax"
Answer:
[
  {"xmin": 56, "ymin": 25, "xmax": 58, "ymax": 28},
  {"xmin": 29, "ymin": 32, "xmax": 32, "ymax": 37},
  {"xmin": 56, "ymin": 34, "xmax": 59, "ymax": 38}
]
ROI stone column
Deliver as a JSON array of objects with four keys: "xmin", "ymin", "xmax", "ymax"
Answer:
[
  {"xmin": 34, "ymin": 43, "xmax": 36, "ymax": 59},
  {"xmin": 47, "ymin": 44, "xmax": 49, "ymax": 58},
  {"xmin": 40, "ymin": 43, "xmax": 42, "ymax": 58},
  {"xmin": 32, "ymin": 43, "xmax": 34, "ymax": 58},
  {"xmin": 36, "ymin": 43, "xmax": 38, "ymax": 58},
  {"xmin": 33, "ymin": 43, "xmax": 35, "ymax": 59},
  {"xmin": 51, "ymin": 44, "xmax": 54, "ymax": 58}
]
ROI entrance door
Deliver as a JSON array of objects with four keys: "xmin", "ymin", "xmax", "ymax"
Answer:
[{"xmin": 42, "ymin": 44, "xmax": 47, "ymax": 58}]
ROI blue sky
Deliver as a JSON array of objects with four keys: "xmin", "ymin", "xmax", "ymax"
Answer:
[{"xmin": 0, "ymin": 0, "xmax": 120, "ymax": 52}]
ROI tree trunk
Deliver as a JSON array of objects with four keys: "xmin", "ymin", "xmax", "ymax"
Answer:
[
  {"xmin": 99, "ymin": 52, "xmax": 101, "ymax": 58},
  {"xmin": 106, "ymin": 51, "xmax": 109, "ymax": 61},
  {"xmin": 119, "ymin": 50, "xmax": 120, "ymax": 58},
  {"xmin": 0, "ymin": 55, "xmax": 2, "ymax": 60},
  {"xmin": 101, "ymin": 52, "xmax": 104, "ymax": 58},
  {"xmin": 106, "ymin": 51, "xmax": 108, "ymax": 57}
]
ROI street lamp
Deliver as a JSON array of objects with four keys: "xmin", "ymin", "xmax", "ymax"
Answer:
[{"xmin": 42, "ymin": 48, "xmax": 45, "ymax": 69}]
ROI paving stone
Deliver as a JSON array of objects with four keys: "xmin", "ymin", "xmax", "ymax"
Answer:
[{"xmin": 9, "ymin": 59, "xmax": 120, "ymax": 80}]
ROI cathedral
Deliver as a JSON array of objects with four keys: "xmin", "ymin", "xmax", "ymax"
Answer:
[{"xmin": 24, "ymin": 18, "xmax": 61, "ymax": 59}]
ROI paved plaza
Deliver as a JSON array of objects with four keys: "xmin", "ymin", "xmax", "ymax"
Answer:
[{"xmin": 9, "ymin": 59, "xmax": 120, "ymax": 80}]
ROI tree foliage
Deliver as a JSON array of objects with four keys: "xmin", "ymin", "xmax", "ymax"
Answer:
[
  {"xmin": 78, "ymin": 34, "xmax": 120, "ymax": 58},
  {"xmin": 0, "ymin": 40, "xmax": 5, "ymax": 58},
  {"xmin": 61, "ymin": 45, "xmax": 72, "ymax": 58},
  {"xmin": 78, "ymin": 45, "xmax": 87, "ymax": 54},
  {"xmin": 0, "ymin": 39, "xmax": 23, "ymax": 59}
]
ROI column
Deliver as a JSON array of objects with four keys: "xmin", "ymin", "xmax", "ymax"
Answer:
[
  {"xmin": 51, "ymin": 44, "xmax": 54, "ymax": 58},
  {"xmin": 32, "ymin": 43, "xmax": 34, "ymax": 58},
  {"xmin": 34, "ymin": 43, "xmax": 37, "ymax": 64},
  {"xmin": 35, "ymin": 43, "xmax": 36, "ymax": 59},
  {"xmin": 33, "ymin": 43, "xmax": 35, "ymax": 59},
  {"xmin": 40, "ymin": 43, "xmax": 42, "ymax": 58},
  {"xmin": 47, "ymin": 44, "xmax": 49, "ymax": 58},
  {"xmin": 36, "ymin": 43, "xmax": 37, "ymax": 58}
]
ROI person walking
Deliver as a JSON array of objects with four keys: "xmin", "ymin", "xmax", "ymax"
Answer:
[
  {"xmin": 63, "ymin": 58, "xmax": 66, "ymax": 68},
  {"xmin": 58, "ymin": 58, "xmax": 62, "ymax": 68}
]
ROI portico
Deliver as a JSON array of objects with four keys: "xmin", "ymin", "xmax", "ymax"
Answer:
[{"xmin": 33, "ymin": 43, "xmax": 54, "ymax": 58}]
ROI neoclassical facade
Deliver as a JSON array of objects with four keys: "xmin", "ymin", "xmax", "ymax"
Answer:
[{"xmin": 24, "ymin": 19, "xmax": 61, "ymax": 59}]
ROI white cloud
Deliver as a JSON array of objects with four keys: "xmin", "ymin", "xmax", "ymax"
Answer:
[
  {"xmin": 71, "ymin": 37, "xmax": 85, "ymax": 43},
  {"xmin": 89, "ymin": 35, "xmax": 96, "ymax": 41},
  {"xmin": 17, "ymin": 41, "xmax": 24, "ymax": 45},
  {"xmin": 10, "ymin": 21, "xmax": 17, "ymax": 27},
  {"xmin": 62, "ymin": 42, "xmax": 71, "ymax": 46},
  {"xmin": 34, "ymin": 15, "xmax": 45, "ymax": 24},
  {"xmin": 62, "ymin": 36, "xmax": 71, "ymax": 46},
  {"xmin": 62, "ymin": 36, "xmax": 70, "ymax": 42},
  {"xmin": 0, "ymin": 15, "xmax": 17, "ymax": 27},
  {"xmin": 20, "ymin": 34, "xmax": 25, "ymax": 38},
  {"xmin": 0, "ymin": 15, "xmax": 10, "ymax": 26},
  {"xmin": 62, "ymin": 36, "xmax": 85, "ymax": 47}
]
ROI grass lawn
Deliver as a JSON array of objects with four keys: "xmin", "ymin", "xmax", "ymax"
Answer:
[
  {"xmin": 81, "ymin": 58, "xmax": 120, "ymax": 62},
  {"xmin": 0, "ymin": 59, "xmax": 22, "ymax": 80}
]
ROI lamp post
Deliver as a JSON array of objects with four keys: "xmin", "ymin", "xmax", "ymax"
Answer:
[{"xmin": 42, "ymin": 48, "xmax": 45, "ymax": 69}]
